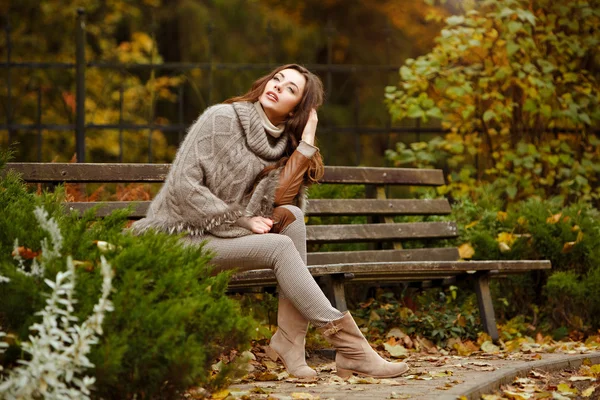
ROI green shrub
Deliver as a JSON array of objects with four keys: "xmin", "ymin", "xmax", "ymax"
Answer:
[
  {"xmin": 353, "ymin": 286, "xmax": 480, "ymax": 347},
  {"xmin": 0, "ymin": 152, "xmax": 256, "ymax": 398},
  {"xmin": 451, "ymin": 189, "xmax": 600, "ymax": 332}
]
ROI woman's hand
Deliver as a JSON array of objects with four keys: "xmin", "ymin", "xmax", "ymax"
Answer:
[
  {"xmin": 236, "ymin": 216, "xmax": 273, "ymax": 234},
  {"xmin": 301, "ymin": 109, "xmax": 318, "ymax": 146}
]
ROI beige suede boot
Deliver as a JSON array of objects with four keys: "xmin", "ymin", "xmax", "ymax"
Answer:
[
  {"xmin": 318, "ymin": 312, "xmax": 409, "ymax": 379},
  {"xmin": 266, "ymin": 298, "xmax": 317, "ymax": 378}
]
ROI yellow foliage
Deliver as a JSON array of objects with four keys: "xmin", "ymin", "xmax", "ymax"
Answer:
[
  {"xmin": 547, "ymin": 213, "xmax": 562, "ymax": 224},
  {"xmin": 458, "ymin": 243, "xmax": 475, "ymax": 259},
  {"xmin": 497, "ymin": 232, "xmax": 516, "ymax": 246}
]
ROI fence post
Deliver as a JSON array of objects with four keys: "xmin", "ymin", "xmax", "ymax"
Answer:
[
  {"xmin": 207, "ymin": 23, "xmax": 214, "ymax": 106},
  {"xmin": 37, "ymin": 86, "xmax": 42, "ymax": 161},
  {"xmin": 178, "ymin": 85, "xmax": 184, "ymax": 144},
  {"xmin": 75, "ymin": 8, "xmax": 86, "ymax": 162},
  {"xmin": 267, "ymin": 21, "xmax": 274, "ymax": 66},
  {"xmin": 119, "ymin": 84, "xmax": 124, "ymax": 162},
  {"xmin": 325, "ymin": 19, "xmax": 334, "ymax": 101},
  {"xmin": 5, "ymin": 17, "xmax": 12, "ymax": 146}
]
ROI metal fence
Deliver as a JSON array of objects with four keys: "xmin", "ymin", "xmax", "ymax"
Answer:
[{"xmin": 1, "ymin": 9, "xmax": 447, "ymax": 166}]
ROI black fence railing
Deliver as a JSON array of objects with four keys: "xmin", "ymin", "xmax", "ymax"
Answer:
[{"xmin": 2, "ymin": 9, "xmax": 446, "ymax": 165}]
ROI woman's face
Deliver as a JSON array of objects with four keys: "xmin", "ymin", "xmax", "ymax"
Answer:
[{"xmin": 259, "ymin": 68, "xmax": 307, "ymax": 125}]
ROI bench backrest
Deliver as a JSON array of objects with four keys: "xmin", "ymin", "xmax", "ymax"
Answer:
[{"xmin": 6, "ymin": 163, "xmax": 459, "ymax": 264}]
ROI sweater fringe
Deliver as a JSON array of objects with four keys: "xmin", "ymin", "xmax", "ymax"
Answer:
[{"xmin": 130, "ymin": 206, "xmax": 245, "ymax": 236}]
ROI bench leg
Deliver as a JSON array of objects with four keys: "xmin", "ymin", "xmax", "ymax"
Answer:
[
  {"xmin": 473, "ymin": 272, "xmax": 499, "ymax": 343},
  {"xmin": 319, "ymin": 274, "xmax": 348, "ymax": 312}
]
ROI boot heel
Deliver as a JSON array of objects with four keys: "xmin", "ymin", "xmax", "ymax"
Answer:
[
  {"xmin": 265, "ymin": 346, "xmax": 280, "ymax": 362},
  {"xmin": 336, "ymin": 368, "xmax": 353, "ymax": 379}
]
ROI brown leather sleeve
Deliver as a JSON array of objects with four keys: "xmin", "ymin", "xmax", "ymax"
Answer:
[
  {"xmin": 270, "ymin": 206, "xmax": 296, "ymax": 234},
  {"xmin": 273, "ymin": 149, "xmax": 310, "ymax": 206}
]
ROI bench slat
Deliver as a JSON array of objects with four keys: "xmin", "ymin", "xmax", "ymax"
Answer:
[
  {"xmin": 7, "ymin": 163, "xmax": 445, "ymax": 185},
  {"xmin": 306, "ymin": 222, "xmax": 458, "ymax": 243},
  {"xmin": 228, "ymin": 260, "xmax": 552, "ymax": 287},
  {"xmin": 8, "ymin": 163, "xmax": 170, "ymax": 182},
  {"xmin": 323, "ymin": 166, "xmax": 445, "ymax": 185},
  {"xmin": 307, "ymin": 248, "xmax": 459, "ymax": 265},
  {"xmin": 308, "ymin": 199, "xmax": 452, "ymax": 215},
  {"xmin": 64, "ymin": 198, "xmax": 452, "ymax": 218}
]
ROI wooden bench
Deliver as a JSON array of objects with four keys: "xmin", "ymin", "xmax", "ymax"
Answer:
[{"xmin": 6, "ymin": 162, "xmax": 551, "ymax": 341}]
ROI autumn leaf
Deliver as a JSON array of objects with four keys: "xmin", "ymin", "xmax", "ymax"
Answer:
[
  {"xmin": 453, "ymin": 340, "xmax": 479, "ymax": 356},
  {"xmin": 255, "ymin": 371, "xmax": 279, "ymax": 381},
  {"xmin": 497, "ymin": 211, "xmax": 508, "ymax": 221},
  {"xmin": 497, "ymin": 232, "xmax": 516, "ymax": 245},
  {"xmin": 502, "ymin": 390, "xmax": 531, "ymax": 399},
  {"xmin": 465, "ymin": 220, "xmax": 479, "ymax": 229},
  {"xmin": 210, "ymin": 389, "xmax": 230, "ymax": 399},
  {"xmin": 499, "ymin": 242, "xmax": 511, "ymax": 252},
  {"xmin": 384, "ymin": 343, "xmax": 409, "ymax": 358},
  {"xmin": 347, "ymin": 376, "xmax": 381, "ymax": 384},
  {"xmin": 557, "ymin": 383, "xmax": 578, "ymax": 395},
  {"xmin": 547, "ymin": 213, "xmax": 562, "ymax": 224},
  {"xmin": 291, "ymin": 392, "xmax": 316, "ymax": 399},
  {"xmin": 458, "ymin": 243, "xmax": 475, "ymax": 259},
  {"xmin": 568, "ymin": 376, "xmax": 595, "ymax": 381},
  {"xmin": 562, "ymin": 241, "xmax": 577, "ymax": 253},
  {"xmin": 72, "ymin": 260, "xmax": 94, "ymax": 272},
  {"xmin": 386, "ymin": 327, "xmax": 407, "ymax": 339},
  {"xmin": 94, "ymin": 240, "xmax": 117, "ymax": 252},
  {"xmin": 481, "ymin": 341, "xmax": 501, "ymax": 354},
  {"xmin": 582, "ymin": 386, "xmax": 596, "ymax": 397},
  {"xmin": 11, "ymin": 246, "xmax": 41, "ymax": 260}
]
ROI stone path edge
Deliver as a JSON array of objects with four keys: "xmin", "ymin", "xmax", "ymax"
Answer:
[{"xmin": 437, "ymin": 351, "xmax": 600, "ymax": 400}]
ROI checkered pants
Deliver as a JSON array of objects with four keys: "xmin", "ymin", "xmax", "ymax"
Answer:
[{"xmin": 188, "ymin": 205, "xmax": 344, "ymax": 327}]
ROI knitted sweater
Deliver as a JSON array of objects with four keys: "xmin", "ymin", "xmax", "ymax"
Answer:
[{"xmin": 131, "ymin": 101, "xmax": 302, "ymax": 238}]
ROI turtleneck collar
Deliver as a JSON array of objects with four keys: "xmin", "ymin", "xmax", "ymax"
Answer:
[
  {"xmin": 232, "ymin": 102, "xmax": 288, "ymax": 161},
  {"xmin": 253, "ymin": 101, "xmax": 285, "ymax": 138}
]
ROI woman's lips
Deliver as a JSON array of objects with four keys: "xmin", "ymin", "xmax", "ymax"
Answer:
[{"xmin": 266, "ymin": 91, "xmax": 278, "ymax": 102}]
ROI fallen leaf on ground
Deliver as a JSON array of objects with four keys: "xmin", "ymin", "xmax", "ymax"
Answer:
[
  {"xmin": 263, "ymin": 359, "xmax": 279, "ymax": 369},
  {"xmin": 291, "ymin": 393, "xmax": 316, "ymax": 399},
  {"xmin": 481, "ymin": 341, "xmax": 501, "ymax": 354},
  {"xmin": 347, "ymin": 376, "xmax": 381, "ymax": 384},
  {"xmin": 384, "ymin": 343, "xmax": 409, "ymax": 358},
  {"xmin": 429, "ymin": 370, "xmax": 453, "ymax": 378},
  {"xmin": 502, "ymin": 389, "xmax": 532, "ymax": 399},
  {"xmin": 256, "ymin": 371, "xmax": 279, "ymax": 381},
  {"xmin": 568, "ymin": 376, "xmax": 595, "ymax": 381},
  {"xmin": 210, "ymin": 389, "xmax": 230, "ymax": 399},
  {"xmin": 557, "ymin": 383, "xmax": 578, "ymax": 395},
  {"xmin": 386, "ymin": 328, "xmax": 407, "ymax": 339},
  {"xmin": 582, "ymin": 386, "xmax": 596, "ymax": 397},
  {"xmin": 389, "ymin": 392, "xmax": 411, "ymax": 399}
]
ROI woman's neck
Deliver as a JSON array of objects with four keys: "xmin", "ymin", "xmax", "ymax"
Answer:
[{"xmin": 253, "ymin": 101, "xmax": 285, "ymax": 138}]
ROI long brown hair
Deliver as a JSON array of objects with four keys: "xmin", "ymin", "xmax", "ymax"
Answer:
[{"xmin": 224, "ymin": 64, "xmax": 325, "ymax": 185}]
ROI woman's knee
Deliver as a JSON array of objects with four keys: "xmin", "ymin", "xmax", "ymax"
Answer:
[{"xmin": 268, "ymin": 234, "xmax": 299, "ymax": 260}]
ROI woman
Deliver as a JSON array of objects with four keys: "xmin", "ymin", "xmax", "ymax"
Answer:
[{"xmin": 131, "ymin": 64, "xmax": 409, "ymax": 379}]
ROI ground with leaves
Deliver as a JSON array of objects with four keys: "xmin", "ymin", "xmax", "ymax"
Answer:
[
  {"xmin": 475, "ymin": 362, "xmax": 600, "ymax": 400},
  {"xmin": 185, "ymin": 333, "xmax": 600, "ymax": 399}
]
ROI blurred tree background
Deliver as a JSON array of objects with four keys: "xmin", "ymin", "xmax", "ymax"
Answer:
[{"xmin": 0, "ymin": 0, "xmax": 449, "ymax": 165}]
